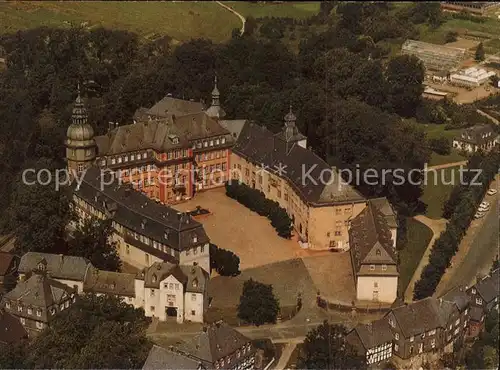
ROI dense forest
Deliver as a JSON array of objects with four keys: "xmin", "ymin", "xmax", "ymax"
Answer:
[{"xmin": 0, "ymin": 2, "xmax": 494, "ymax": 239}]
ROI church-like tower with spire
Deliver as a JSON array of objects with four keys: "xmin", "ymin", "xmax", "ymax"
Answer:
[
  {"xmin": 205, "ymin": 76, "xmax": 226, "ymax": 119},
  {"xmin": 65, "ymin": 86, "xmax": 97, "ymax": 176}
]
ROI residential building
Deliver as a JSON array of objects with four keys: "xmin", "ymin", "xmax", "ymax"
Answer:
[
  {"xmin": 71, "ymin": 166, "xmax": 210, "ymax": 272},
  {"xmin": 135, "ymin": 261, "xmax": 209, "ymax": 323},
  {"xmin": 1, "ymin": 268, "xmax": 77, "ymax": 337},
  {"xmin": 18, "ymin": 252, "xmax": 92, "ymax": 293},
  {"xmin": 452, "ymin": 124, "xmax": 498, "ymax": 153},
  {"xmin": 349, "ymin": 201, "xmax": 399, "ymax": 303},
  {"xmin": 143, "ymin": 320, "xmax": 256, "ymax": 369},
  {"xmin": 346, "ymin": 318, "xmax": 393, "ymax": 365},
  {"xmin": 0, "ymin": 252, "xmax": 18, "ymax": 292},
  {"xmin": 83, "ymin": 268, "xmax": 136, "ymax": 303},
  {"xmin": 466, "ymin": 268, "xmax": 499, "ymax": 337},
  {"xmin": 385, "ymin": 296, "xmax": 468, "ymax": 368},
  {"xmin": 0, "ymin": 308, "xmax": 28, "ymax": 345}
]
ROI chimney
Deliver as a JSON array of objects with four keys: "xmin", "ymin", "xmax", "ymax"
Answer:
[{"xmin": 193, "ymin": 262, "xmax": 198, "ymax": 267}]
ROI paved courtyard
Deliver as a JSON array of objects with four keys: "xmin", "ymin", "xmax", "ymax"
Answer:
[{"xmin": 173, "ymin": 187, "xmax": 332, "ymax": 270}]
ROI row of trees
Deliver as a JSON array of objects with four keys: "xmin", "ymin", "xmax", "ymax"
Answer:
[
  {"xmin": 0, "ymin": 295, "xmax": 152, "ymax": 369},
  {"xmin": 225, "ymin": 181, "xmax": 292, "ymax": 238},
  {"xmin": 413, "ymin": 151, "xmax": 500, "ymax": 299},
  {"xmin": 209, "ymin": 243, "xmax": 241, "ymax": 277}
]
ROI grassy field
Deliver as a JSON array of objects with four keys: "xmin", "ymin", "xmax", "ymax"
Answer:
[
  {"xmin": 429, "ymin": 150, "xmax": 466, "ymax": 167},
  {"xmin": 421, "ymin": 124, "xmax": 462, "ymax": 141},
  {"xmin": 421, "ymin": 166, "xmax": 461, "ymax": 219},
  {"xmin": 227, "ymin": 1, "xmax": 320, "ymax": 19},
  {"xmin": 0, "ymin": 1, "xmax": 240, "ymax": 42},
  {"xmin": 398, "ymin": 218, "xmax": 433, "ymax": 295}
]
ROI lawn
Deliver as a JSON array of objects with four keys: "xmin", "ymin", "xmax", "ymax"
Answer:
[
  {"xmin": 0, "ymin": 1, "xmax": 240, "ymax": 42},
  {"xmin": 421, "ymin": 166, "xmax": 461, "ymax": 219},
  {"xmin": 397, "ymin": 218, "xmax": 433, "ymax": 295},
  {"xmin": 226, "ymin": 1, "xmax": 320, "ymax": 19},
  {"xmin": 429, "ymin": 150, "xmax": 466, "ymax": 167},
  {"xmin": 421, "ymin": 124, "xmax": 462, "ymax": 141}
]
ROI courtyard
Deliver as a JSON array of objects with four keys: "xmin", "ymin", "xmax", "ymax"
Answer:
[{"xmin": 173, "ymin": 187, "xmax": 333, "ymax": 270}]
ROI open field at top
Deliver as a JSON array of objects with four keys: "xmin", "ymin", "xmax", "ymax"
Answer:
[
  {"xmin": 420, "ymin": 166, "xmax": 461, "ymax": 219},
  {"xmin": 226, "ymin": 1, "xmax": 320, "ymax": 19},
  {"xmin": 0, "ymin": 1, "xmax": 240, "ymax": 42},
  {"xmin": 0, "ymin": 1, "xmax": 320, "ymax": 43}
]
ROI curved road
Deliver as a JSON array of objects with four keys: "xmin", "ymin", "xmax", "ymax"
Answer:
[{"xmin": 216, "ymin": 1, "xmax": 246, "ymax": 36}]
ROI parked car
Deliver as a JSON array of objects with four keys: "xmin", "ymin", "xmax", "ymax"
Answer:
[
  {"xmin": 487, "ymin": 189, "xmax": 498, "ymax": 196},
  {"xmin": 480, "ymin": 201, "xmax": 490, "ymax": 208},
  {"xmin": 478, "ymin": 206, "xmax": 490, "ymax": 213},
  {"xmin": 474, "ymin": 212, "xmax": 486, "ymax": 219}
]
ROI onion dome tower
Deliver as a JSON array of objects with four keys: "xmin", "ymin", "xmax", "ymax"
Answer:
[
  {"xmin": 205, "ymin": 75, "xmax": 226, "ymax": 119},
  {"xmin": 65, "ymin": 85, "xmax": 97, "ymax": 176}
]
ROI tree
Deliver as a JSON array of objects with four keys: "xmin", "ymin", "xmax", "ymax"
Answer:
[
  {"xmin": 6, "ymin": 159, "xmax": 73, "ymax": 254},
  {"xmin": 386, "ymin": 55, "xmax": 425, "ymax": 117},
  {"xmin": 210, "ymin": 243, "xmax": 240, "ymax": 276},
  {"xmin": 429, "ymin": 137, "xmax": 451, "ymax": 155},
  {"xmin": 238, "ymin": 279, "xmax": 279, "ymax": 326},
  {"xmin": 475, "ymin": 42, "xmax": 485, "ymax": 61},
  {"xmin": 67, "ymin": 217, "xmax": 121, "ymax": 271},
  {"xmin": 445, "ymin": 31, "xmax": 458, "ymax": 43},
  {"xmin": 1, "ymin": 294, "xmax": 151, "ymax": 369},
  {"xmin": 298, "ymin": 321, "xmax": 367, "ymax": 369}
]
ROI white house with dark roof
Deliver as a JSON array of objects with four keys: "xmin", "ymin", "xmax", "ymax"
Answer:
[
  {"xmin": 452, "ymin": 124, "xmax": 498, "ymax": 153},
  {"xmin": 135, "ymin": 261, "xmax": 209, "ymax": 323},
  {"xmin": 346, "ymin": 318, "xmax": 393, "ymax": 365}
]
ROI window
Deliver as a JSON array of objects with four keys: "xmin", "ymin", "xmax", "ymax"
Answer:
[
  {"xmin": 394, "ymin": 344, "xmax": 399, "ymax": 352},
  {"xmin": 191, "ymin": 310, "xmax": 196, "ymax": 316},
  {"xmin": 429, "ymin": 329, "xmax": 436, "ymax": 336},
  {"xmin": 410, "ymin": 336, "xmax": 414, "ymax": 342},
  {"xmin": 335, "ymin": 208, "xmax": 341, "ymax": 215},
  {"xmin": 151, "ymin": 289, "xmax": 155, "ymax": 297},
  {"xmin": 201, "ymin": 245, "xmax": 205, "ymax": 253},
  {"xmin": 370, "ymin": 265, "xmax": 375, "ymax": 271},
  {"xmin": 455, "ymin": 318, "xmax": 460, "ymax": 326},
  {"xmin": 27, "ymin": 308, "xmax": 33, "ymax": 315},
  {"xmin": 17, "ymin": 305, "xmax": 22, "ymax": 312},
  {"xmin": 191, "ymin": 294, "xmax": 196, "ymax": 301},
  {"xmin": 5, "ymin": 302, "xmax": 10, "ymax": 309},
  {"xmin": 389, "ymin": 318, "xmax": 395, "ymax": 328},
  {"xmin": 150, "ymin": 306, "xmax": 155, "ymax": 312},
  {"xmin": 376, "ymin": 249, "xmax": 381, "ymax": 256},
  {"xmin": 395, "ymin": 333, "xmax": 399, "ymax": 340},
  {"xmin": 111, "ymin": 158, "xmax": 116, "ymax": 165},
  {"xmin": 175, "ymin": 283, "xmax": 179, "ymax": 290},
  {"xmin": 454, "ymin": 328, "xmax": 459, "ymax": 335},
  {"xmin": 36, "ymin": 321, "xmax": 44, "ymax": 330},
  {"xmin": 421, "ymin": 332, "xmax": 425, "ymax": 339},
  {"xmin": 143, "ymin": 152, "xmax": 147, "ymax": 159},
  {"xmin": 382, "ymin": 264, "xmax": 387, "ymax": 271},
  {"xmin": 431, "ymin": 339, "xmax": 436, "ymax": 348},
  {"xmin": 476, "ymin": 298, "xmax": 482, "ymax": 305},
  {"xmin": 465, "ymin": 309, "xmax": 468, "ymax": 315},
  {"xmin": 20, "ymin": 318, "xmax": 25, "ymax": 325},
  {"xmin": 126, "ymin": 245, "xmax": 130, "ymax": 255},
  {"xmin": 471, "ymin": 288, "xmax": 476, "ymax": 294},
  {"xmin": 374, "ymin": 282, "xmax": 378, "ymax": 288},
  {"xmin": 36, "ymin": 309, "xmax": 42, "ymax": 317}
]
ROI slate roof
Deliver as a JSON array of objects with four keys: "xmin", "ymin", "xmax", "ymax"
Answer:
[
  {"xmin": 474, "ymin": 268, "xmax": 499, "ymax": 304},
  {"xmin": 2, "ymin": 273, "xmax": 76, "ymax": 322},
  {"xmin": 142, "ymin": 345, "xmax": 201, "ymax": 370},
  {"xmin": 369, "ymin": 198, "xmax": 398, "ymax": 229},
  {"xmin": 18, "ymin": 252, "xmax": 91, "ymax": 282},
  {"xmin": 0, "ymin": 309, "xmax": 27, "ymax": 345},
  {"xmin": 454, "ymin": 124, "xmax": 497, "ymax": 146},
  {"xmin": 390, "ymin": 297, "xmax": 458, "ymax": 338},
  {"xmin": 349, "ymin": 202, "xmax": 397, "ymax": 273},
  {"xmin": 349, "ymin": 318, "xmax": 393, "ymax": 350},
  {"xmin": 440, "ymin": 286, "xmax": 470, "ymax": 312},
  {"xmin": 95, "ymin": 112, "xmax": 233, "ymax": 156},
  {"xmin": 0, "ymin": 252, "xmax": 16, "ymax": 276},
  {"xmin": 138, "ymin": 261, "xmax": 209, "ymax": 293},
  {"xmin": 146, "ymin": 96, "xmax": 204, "ymax": 118},
  {"xmin": 469, "ymin": 305, "xmax": 483, "ymax": 322},
  {"xmin": 233, "ymin": 121, "xmax": 365, "ymax": 206},
  {"xmin": 73, "ymin": 166, "xmax": 210, "ymax": 255},
  {"xmin": 83, "ymin": 268, "xmax": 136, "ymax": 297},
  {"xmin": 219, "ymin": 119, "xmax": 247, "ymax": 141},
  {"xmin": 177, "ymin": 321, "xmax": 253, "ymax": 365}
]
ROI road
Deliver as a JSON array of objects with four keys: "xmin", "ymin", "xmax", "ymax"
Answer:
[
  {"xmin": 477, "ymin": 108, "xmax": 500, "ymax": 125},
  {"xmin": 216, "ymin": 1, "xmax": 245, "ymax": 36},
  {"xmin": 435, "ymin": 178, "xmax": 499, "ymax": 295}
]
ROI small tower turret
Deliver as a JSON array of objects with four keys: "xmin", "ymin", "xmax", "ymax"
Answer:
[
  {"xmin": 205, "ymin": 75, "xmax": 226, "ymax": 119},
  {"xmin": 276, "ymin": 104, "xmax": 307, "ymax": 152},
  {"xmin": 65, "ymin": 85, "xmax": 97, "ymax": 176}
]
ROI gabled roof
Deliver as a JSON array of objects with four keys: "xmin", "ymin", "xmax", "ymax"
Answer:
[
  {"xmin": 177, "ymin": 321, "xmax": 252, "ymax": 364},
  {"xmin": 348, "ymin": 317, "xmax": 393, "ymax": 351},
  {"xmin": 369, "ymin": 198, "xmax": 398, "ymax": 229},
  {"xmin": 0, "ymin": 252, "xmax": 17, "ymax": 276},
  {"xmin": 233, "ymin": 121, "xmax": 365, "ymax": 206},
  {"xmin": 146, "ymin": 96, "xmax": 204, "ymax": 118},
  {"xmin": 142, "ymin": 345, "xmax": 202, "ymax": 370},
  {"xmin": 95, "ymin": 112, "xmax": 233, "ymax": 156},
  {"xmin": 349, "ymin": 202, "xmax": 396, "ymax": 271},
  {"xmin": 474, "ymin": 268, "xmax": 499, "ymax": 304},
  {"xmin": 440, "ymin": 286, "xmax": 470, "ymax": 312},
  {"xmin": 389, "ymin": 297, "xmax": 458, "ymax": 338},
  {"xmin": 73, "ymin": 167, "xmax": 210, "ymax": 254},
  {"xmin": 18, "ymin": 252, "xmax": 91, "ymax": 282},
  {"xmin": 138, "ymin": 262, "xmax": 208, "ymax": 293},
  {"xmin": 454, "ymin": 124, "xmax": 497, "ymax": 146},
  {"xmin": 83, "ymin": 268, "xmax": 136, "ymax": 297},
  {"xmin": 2, "ymin": 273, "xmax": 76, "ymax": 322}
]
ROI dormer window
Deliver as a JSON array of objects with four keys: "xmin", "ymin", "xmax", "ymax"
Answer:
[
  {"xmin": 164, "ymin": 230, "xmax": 170, "ymax": 240},
  {"xmin": 152, "ymin": 275, "xmax": 157, "ymax": 283},
  {"xmin": 118, "ymin": 157, "xmax": 122, "ymax": 164},
  {"xmin": 143, "ymin": 152, "xmax": 147, "ymax": 159},
  {"xmin": 111, "ymin": 158, "xmax": 116, "ymax": 165},
  {"xmin": 221, "ymin": 137, "xmax": 226, "ymax": 144},
  {"xmin": 370, "ymin": 265, "xmax": 375, "ymax": 271},
  {"xmin": 376, "ymin": 249, "xmax": 381, "ymax": 256},
  {"xmin": 382, "ymin": 264, "xmax": 387, "ymax": 271},
  {"xmin": 36, "ymin": 309, "xmax": 42, "ymax": 317},
  {"xmin": 192, "ymin": 235, "xmax": 198, "ymax": 243},
  {"xmin": 204, "ymin": 141, "xmax": 208, "ymax": 148},
  {"xmin": 131, "ymin": 154, "xmax": 135, "ymax": 161}
]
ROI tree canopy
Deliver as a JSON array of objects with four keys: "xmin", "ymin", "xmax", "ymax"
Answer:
[{"xmin": 237, "ymin": 278, "xmax": 280, "ymax": 326}]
